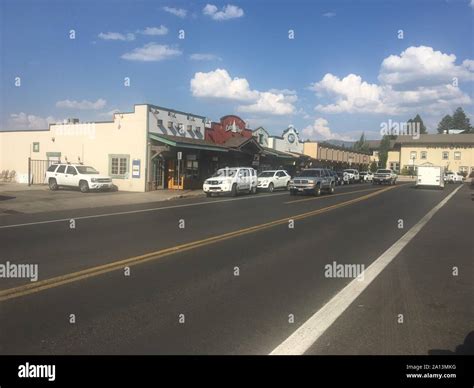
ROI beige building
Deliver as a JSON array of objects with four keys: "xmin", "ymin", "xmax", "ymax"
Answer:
[
  {"xmin": 303, "ymin": 141, "xmax": 370, "ymax": 167},
  {"xmin": 386, "ymin": 134, "xmax": 474, "ymax": 174}
]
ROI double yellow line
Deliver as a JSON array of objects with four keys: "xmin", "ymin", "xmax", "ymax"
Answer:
[{"xmin": 0, "ymin": 185, "xmax": 398, "ymax": 302}]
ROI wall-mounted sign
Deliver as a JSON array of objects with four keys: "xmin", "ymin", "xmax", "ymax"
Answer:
[
  {"xmin": 132, "ymin": 159, "xmax": 141, "ymax": 178},
  {"xmin": 177, "ymin": 151, "xmax": 182, "ymax": 160}
]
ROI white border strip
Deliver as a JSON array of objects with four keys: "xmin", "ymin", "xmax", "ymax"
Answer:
[{"xmin": 270, "ymin": 185, "xmax": 463, "ymax": 355}]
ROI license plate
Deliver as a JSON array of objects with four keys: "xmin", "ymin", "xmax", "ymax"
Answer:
[{"xmin": 298, "ymin": 188, "xmax": 304, "ymax": 192}]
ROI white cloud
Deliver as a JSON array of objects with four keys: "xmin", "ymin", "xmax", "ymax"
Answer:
[
  {"xmin": 238, "ymin": 92, "xmax": 297, "ymax": 115},
  {"xmin": 203, "ymin": 4, "xmax": 244, "ymax": 20},
  {"xmin": 190, "ymin": 68, "xmax": 258, "ymax": 101},
  {"xmin": 98, "ymin": 32, "xmax": 135, "ymax": 41},
  {"xmin": 163, "ymin": 6, "xmax": 187, "ymax": 18},
  {"xmin": 190, "ymin": 68, "xmax": 297, "ymax": 115},
  {"xmin": 139, "ymin": 26, "xmax": 168, "ymax": 36},
  {"xmin": 323, "ymin": 12, "xmax": 336, "ymax": 17},
  {"xmin": 56, "ymin": 98, "xmax": 107, "ymax": 110},
  {"xmin": 121, "ymin": 43, "xmax": 182, "ymax": 62},
  {"xmin": 379, "ymin": 46, "xmax": 474, "ymax": 87},
  {"xmin": 189, "ymin": 53, "xmax": 222, "ymax": 61},
  {"xmin": 7, "ymin": 113, "xmax": 58, "ymax": 129},
  {"xmin": 470, "ymin": 0, "xmax": 474, "ymax": 8},
  {"xmin": 302, "ymin": 118, "xmax": 354, "ymax": 141},
  {"xmin": 311, "ymin": 46, "xmax": 474, "ymax": 115}
]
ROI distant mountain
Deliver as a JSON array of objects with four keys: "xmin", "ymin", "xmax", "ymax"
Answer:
[{"xmin": 323, "ymin": 139, "xmax": 356, "ymax": 148}]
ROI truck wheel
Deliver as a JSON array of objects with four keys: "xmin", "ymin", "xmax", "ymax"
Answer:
[
  {"xmin": 328, "ymin": 183, "xmax": 335, "ymax": 194},
  {"xmin": 251, "ymin": 186, "xmax": 257, "ymax": 194},
  {"xmin": 231, "ymin": 183, "xmax": 237, "ymax": 197},
  {"xmin": 314, "ymin": 184, "xmax": 321, "ymax": 197},
  {"xmin": 79, "ymin": 180, "xmax": 89, "ymax": 193},
  {"xmin": 268, "ymin": 183, "xmax": 274, "ymax": 193},
  {"xmin": 49, "ymin": 178, "xmax": 58, "ymax": 191}
]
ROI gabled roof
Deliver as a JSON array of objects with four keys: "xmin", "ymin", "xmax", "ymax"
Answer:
[{"xmin": 223, "ymin": 136, "xmax": 263, "ymax": 151}]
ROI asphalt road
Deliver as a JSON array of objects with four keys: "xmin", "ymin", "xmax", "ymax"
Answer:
[{"xmin": 0, "ymin": 182, "xmax": 472, "ymax": 354}]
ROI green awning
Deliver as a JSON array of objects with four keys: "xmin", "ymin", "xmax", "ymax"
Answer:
[{"xmin": 149, "ymin": 133, "xmax": 229, "ymax": 153}]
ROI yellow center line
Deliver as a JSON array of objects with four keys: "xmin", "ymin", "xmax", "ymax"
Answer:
[
  {"xmin": 284, "ymin": 186, "xmax": 383, "ymax": 204},
  {"xmin": 0, "ymin": 184, "xmax": 400, "ymax": 302}
]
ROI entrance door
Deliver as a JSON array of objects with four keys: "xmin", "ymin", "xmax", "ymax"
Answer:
[
  {"xmin": 152, "ymin": 156, "xmax": 166, "ymax": 189},
  {"xmin": 167, "ymin": 159, "xmax": 184, "ymax": 190}
]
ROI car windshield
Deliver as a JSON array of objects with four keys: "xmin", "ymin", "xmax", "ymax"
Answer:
[
  {"xmin": 296, "ymin": 170, "xmax": 321, "ymax": 177},
  {"xmin": 377, "ymin": 169, "xmax": 391, "ymax": 174},
  {"xmin": 258, "ymin": 172, "xmax": 275, "ymax": 178},
  {"xmin": 213, "ymin": 168, "xmax": 238, "ymax": 177},
  {"xmin": 76, "ymin": 166, "xmax": 99, "ymax": 174}
]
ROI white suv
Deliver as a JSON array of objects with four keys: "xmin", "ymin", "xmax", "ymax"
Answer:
[
  {"xmin": 45, "ymin": 163, "xmax": 113, "ymax": 193},
  {"xmin": 203, "ymin": 167, "xmax": 257, "ymax": 197},
  {"xmin": 257, "ymin": 170, "xmax": 291, "ymax": 192}
]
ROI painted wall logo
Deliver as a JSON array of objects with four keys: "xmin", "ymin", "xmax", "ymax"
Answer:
[
  {"xmin": 380, "ymin": 120, "xmax": 420, "ymax": 140},
  {"xmin": 0, "ymin": 261, "xmax": 38, "ymax": 282},
  {"xmin": 324, "ymin": 261, "xmax": 365, "ymax": 281},
  {"xmin": 18, "ymin": 363, "xmax": 55, "ymax": 382}
]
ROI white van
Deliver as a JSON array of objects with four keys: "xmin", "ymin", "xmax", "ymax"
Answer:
[
  {"xmin": 203, "ymin": 167, "xmax": 258, "ymax": 197},
  {"xmin": 416, "ymin": 166, "xmax": 445, "ymax": 189}
]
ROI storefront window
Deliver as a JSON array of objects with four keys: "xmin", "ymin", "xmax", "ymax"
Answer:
[{"xmin": 186, "ymin": 160, "xmax": 199, "ymax": 179}]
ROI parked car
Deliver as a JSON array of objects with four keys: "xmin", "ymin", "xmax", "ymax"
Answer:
[
  {"xmin": 343, "ymin": 169, "xmax": 360, "ymax": 183},
  {"xmin": 257, "ymin": 170, "xmax": 291, "ymax": 192},
  {"xmin": 359, "ymin": 171, "xmax": 373, "ymax": 182},
  {"xmin": 288, "ymin": 168, "xmax": 335, "ymax": 196},
  {"xmin": 373, "ymin": 169, "xmax": 397, "ymax": 185},
  {"xmin": 203, "ymin": 167, "xmax": 257, "ymax": 197},
  {"xmin": 328, "ymin": 170, "xmax": 342, "ymax": 186},
  {"xmin": 336, "ymin": 170, "xmax": 350, "ymax": 185},
  {"xmin": 45, "ymin": 163, "xmax": 113, "ymax": 193},
  {"xmin": 445, "ymin": 171, "xmax": 464, "ymax": 184}
]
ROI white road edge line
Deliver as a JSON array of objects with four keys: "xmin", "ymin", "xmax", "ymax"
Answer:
[
  {"xmin": 270, "ymin": 184, "xmax": 463, "ymax": 355},
  {"xmin": 0, "ymin": 192, "xmax": 288, "ymax": 230}
]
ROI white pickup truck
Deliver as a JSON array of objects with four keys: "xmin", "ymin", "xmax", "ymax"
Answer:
[{"xmin": 373, "ymin": 169, "xmax": 397, "ymax": 185}]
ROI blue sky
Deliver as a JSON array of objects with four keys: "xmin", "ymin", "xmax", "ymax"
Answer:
[{"xmin": 1, "ymin": 0, "xmax": 473, "ymax": 140}]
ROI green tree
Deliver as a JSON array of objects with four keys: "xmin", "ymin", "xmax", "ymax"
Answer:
[
  {"xmin": 437, "ymin": 114, "xmax": 453, "ymax": 133},
  {"xmin": 369, "ymin": 160, "xmax": 378, "ymax": 172},
  {"xmin": 378, "ymin": 135, "xmax": 392, "ymax": 169},
  {"xmin": 353, "ymin": 132, "xmax": 369, "ymax": 153},
  {"xmin": 451, "ymin": 107, "xmax": 472, "ymax": 133},
  {"xmin": 407, "ymin": 114, "xmax": 427, "ymax": 134}
]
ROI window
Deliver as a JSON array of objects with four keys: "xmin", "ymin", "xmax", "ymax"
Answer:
[
  {"xmin": 185, "ymin": 160, "xmax": 199, "ymax": 179},
  {"xmin": 33, "ymin": 142, "xmax": 40, "ymax": 152},
  {"xmin": 442, "ymin": 151, "xmax": 449, "ymax": 160},
  {"xmin": 168, "ymin": 121, "xmax": 173, "ymax": 129},
  {"xmin": 258, "ymin": 134, "xmax": 264, "ymax": 144},
  {"xmin": 66, "ymin": 166, "xmax": 77, "ymax": 175},
  {"xmin": 460, "ymin": 166, "xmax": 468, "ymax": 173},
  {"xmin": 410, "ymin": 151, "xmax": 417, "ymax": 160},
  {"xmin": 187, "ymin": 125, "xmax": 192, "ymax": 132},
  {"xmin": 157, "ymin": 119, "xmax": 163, "ymax": 126},
  {"xmin": 56, "ymin": 165, "xmax": 66, "ymax": 173},
  {"xmin": 389, "ymin": 162, "xmax": 400, "ymax": 172},
  {"xmin": 421, "ymin": 151, "xmax": 427, "ymax": 159},
  {"xmin": 277, "ymin": 171, "xmax": 286, "ymax": 178},
  {"xmin": 454, "ymin": 151, "xmax": 461, "ymax": 160},
  {"xmin": 195, "ymin": 126, "xmax": 201, "ymax": 133},
  {"xmin": 109, "ymin": 154, "xmax": 129, "ymax": 178}
]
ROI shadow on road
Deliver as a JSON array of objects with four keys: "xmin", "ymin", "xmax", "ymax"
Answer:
[{"xmin": 428, "ymin": 331, "xmax": 474, "ymax": 355}]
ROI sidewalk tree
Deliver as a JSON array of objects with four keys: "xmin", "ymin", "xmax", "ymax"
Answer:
[
  {"xmin": 369, "ymin": 160, "xmax": 378, "ymax": 172},
  {"xmin": 378, "ymin": 134, "xmax": 392, "ymax": 169}
]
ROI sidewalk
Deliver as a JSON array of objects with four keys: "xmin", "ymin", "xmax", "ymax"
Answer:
[{"xmin": 0, "ymin": 183, "xmax": 204, "ymax": 215}]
